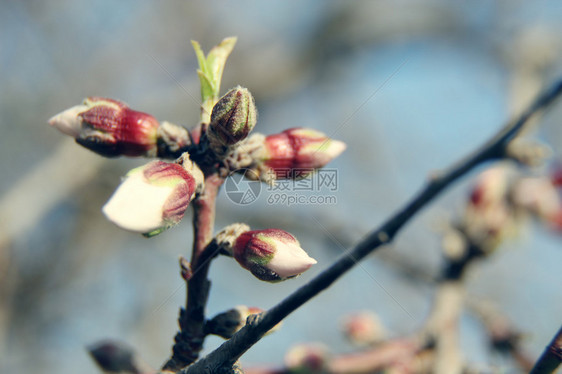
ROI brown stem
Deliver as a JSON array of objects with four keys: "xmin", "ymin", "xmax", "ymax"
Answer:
[
  {"xmin": 181, "ymin": 77, "xmax": 562, "ymax": 374},
  {"xmin": 242, "ymin": 338, "xmax": 425, "ymax": 374},
  {"xmin": 468, "ymin": 298, "xmax": 534, "ymax": 372},
  {"xmin": 162, "ymin": 174, "xmax": 223, "ymax": 372},
  {"xmin": 530, "ymin": 324, "xmax": 562, "ymax": 374},
  {"xmin": 329, "ymin": 338, "xmax": 423, "ymax": 374}
]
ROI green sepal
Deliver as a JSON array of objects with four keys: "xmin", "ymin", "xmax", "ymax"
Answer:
[{"xmin": 142, "ymin": 226, "xmax": 169, "ymax": 238}]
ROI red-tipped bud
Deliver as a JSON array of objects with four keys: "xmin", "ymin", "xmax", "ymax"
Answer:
[
  {"xmin": 208, "ymin": 86, "xmax": 257, "ymax": 148},
  {"xmin": 231, "ymin": 229, "xmax": 316, "ymax": 282},
  {"xmin": 263, "ymin": 128, "xmax": 345, "ymax": 179},
  {"xmin": 102, "ymin": 158, "xmax": 203, "ymax": 237},
  {"xmin": 284, "ymin": 344, "xmax": 330, "ymax": 373},
  {"xmin": 342, "ymin": 312, "xmax": 386, "ymax": 346},
  {"xmin": 464, "ymin": 166, "xmax": 515, "ymax": 252},
  {"xmin": 469, "ymin": 166, "xmax": 510, "ymax": 208},
  {"xmin": 49, "ymin": 97, "xmax": 160, "ymax": 157}
]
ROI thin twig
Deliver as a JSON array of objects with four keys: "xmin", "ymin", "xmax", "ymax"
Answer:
[
  {"xmin": 181, "ymin": 78, "xmax": 562, "ymax": 373},
  {"xmin": 468, "ymin": 298, "xmax": 534, "ymax": 372},
  {"xmin": 530, "ymin": 324, "xmax": 562, "ymax": 374}
]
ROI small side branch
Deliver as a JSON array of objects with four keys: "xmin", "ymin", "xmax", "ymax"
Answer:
[
  {"xmin": 181, "ymin": 78, "xmax": 562, "ymax": 373},
  {"xmin": 530, "ymin": 324, "xmax": 562, "ymax": 374}
]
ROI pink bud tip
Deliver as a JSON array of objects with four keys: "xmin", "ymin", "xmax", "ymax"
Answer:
[
  {"xmin": 263, "ymin": 128, "xmax": 345, "ymax": 179},
  {"xmin": 468, "ymin": 166, "xmax": 509, "ymax": 208},
  {"xmin": 49, "ymin": 97, "xmax": 160, "ymax": 157},
  {"xmin": 233, "ymin": 229, "xmax": 316, "ymax": 282}
]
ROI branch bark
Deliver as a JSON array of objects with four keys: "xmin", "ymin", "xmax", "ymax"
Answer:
[
  {"xmin": 180, "ymin": 77, "xmax": 562, "ymax": 373},
  {"xmin": 530, "ymin": 324, "xmax": 562, "ymax": 374},
  {"xmin": 162, "ymin": 174, "xmax": 223, "ymax": 371}
]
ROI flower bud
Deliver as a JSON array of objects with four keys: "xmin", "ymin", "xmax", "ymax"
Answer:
[
  {"xmin": 231, "ymin": 229, "xmax": 316, "ymax": 282},
  {"xmin": 49, "ymin": 97, "xmax": 160, "ymax": 157},
  {"xmin": 464, "ymin": 166, "xmax": 515, "ymax": 253},
  {"xmin": 102, "ymin": 159, "xmax": 202, "ymax": 237},
  {"xmin": 208, "ymin": 86, "xmax": 257, "ymax": 148},
  {"xmin": 511, "ymin": 177, "xmax": 561, "ymax": 221},
  {"xmin": 206, "ymin": 306, "xmax": 281, "ymax": 339},
  {"xmin": 468, "ymin": 166, "xmax": 510, "ymax": 208},
  {"xmin": 342, "ymin": 312, "xmax": 386, "ymax": 346},
  {"xmin": 262, "ymin": 128, "xmax": 346, "ymax": 179},
  {"xmin": 284, "ymin": 344, "xmax": 330, "ymax": 373},
  {"xmin": 88, "ymin": 340, "xmax": 152, "ymax": 374}
]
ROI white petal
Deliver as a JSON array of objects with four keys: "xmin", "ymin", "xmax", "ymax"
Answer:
[
  {"xmin": 102, "ymin": 172, "xmax": 174, "ymax": 233},
  {"xmin": 267, "ymin": 242, "xmax": 317, "ymax": 279},
  {"xmin": 325, "ymin": 139, "xmax": 346, "ymax": 159},
  {"xmin": 513, "ymin": 178, "xmax": 560, "ymax": 218},
  {"xmin": 48, "ymin": 104, "xmax": 89, "ymax": 137}
]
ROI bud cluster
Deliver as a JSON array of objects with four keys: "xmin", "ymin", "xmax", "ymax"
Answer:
[{"xmin": 459, "ymin": 163, "xmax": 562, "ymax": 254}]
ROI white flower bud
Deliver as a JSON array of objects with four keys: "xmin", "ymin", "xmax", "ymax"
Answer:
[
  {"xmin": 233, "ymin": 229, "xmax": 317, "ymax": 282},
  {"xmin": 102, "ymin": 160, "xmax": 200, "ymax": 237}
]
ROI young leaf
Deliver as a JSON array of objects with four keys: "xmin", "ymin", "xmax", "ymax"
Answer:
[
  {"xmin": 191, "ymin": 40, "xmax": 209, "ymax": 78},
  {"xmin": 206, "ymin": 36, "xmax": 237, "ymax": 96},
  {"xmin": 197, "ymin": 70, "xmax": 215, "ymax": 104}
]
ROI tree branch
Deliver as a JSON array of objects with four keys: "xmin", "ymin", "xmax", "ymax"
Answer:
[
  {"xmin": 162, "ymin": 174, "xmax": 223, "ymax": 371},
  {"xmin": 530, "ymin": 324, "xmax": 562, "ymax": 374},
  {"xmin": 181, "ymin": 77, "xmax": 562, "ymax": 373}
]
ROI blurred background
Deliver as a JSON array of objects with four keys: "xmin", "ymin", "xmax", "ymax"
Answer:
[{"xmin": 2, "ymin": 0, "xmax": 562, "ymax": 373}]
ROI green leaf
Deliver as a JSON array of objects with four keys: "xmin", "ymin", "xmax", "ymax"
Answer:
[
  {"xmin": 206, "ymin": 36, "xmax": 237, "ymax": 96},
  {"xmin": 197, "ymin": 70, "xmax": 215, "ymax": 102},
  {"xmin": 191, "ymin": 40, "xmax": 209, "ymax": 77},
  {"xmin": 192, "ymin": 37, "xmax": 237, "ymax": 122}
]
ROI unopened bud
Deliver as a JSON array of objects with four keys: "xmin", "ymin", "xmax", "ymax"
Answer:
[
  {"xmin": 49, "ymin": 97, "xmax": 160, "ymax": 157},
  {"xmin": 206, "ymin": 306, "xmax": 280, "ymax": 339},
  {"xmin": 88, "ymin": 340, "xmax": 152, "ymax": 374},
  {"xmin": 231, "ymin": 229, "xmax": 317, "ymax": 282},
  {"xmin": 511, "ymin": 177, "xmax": 561, "ymax": 221},
  {"xmin": 469, "ymin": 166, "xmax": 510, "ymax": 208},
  {"xmin": 342, "ymin": 312, "xmax": 386, "ymax": 346},
  {"xmin": 208, "ymin": 86, "xmax": 257, "ymax": 148},
  {"xmin": 102, "ymin": 159, "xmax": 202, "ymax": 237},
  {"xmin": 262, "ymin": 128, "xmax": 345, "ymax": 179},
  {"xmin": 179, "ymin": 256, "xmax": 192, "ymax": 281},
  {"xmin": 284, "ymin": 344, "xmax": 330, "ymax": 373},
  {"xmin": 464, "ymin": 166, "xmax": 516, "ymax": 253}
]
